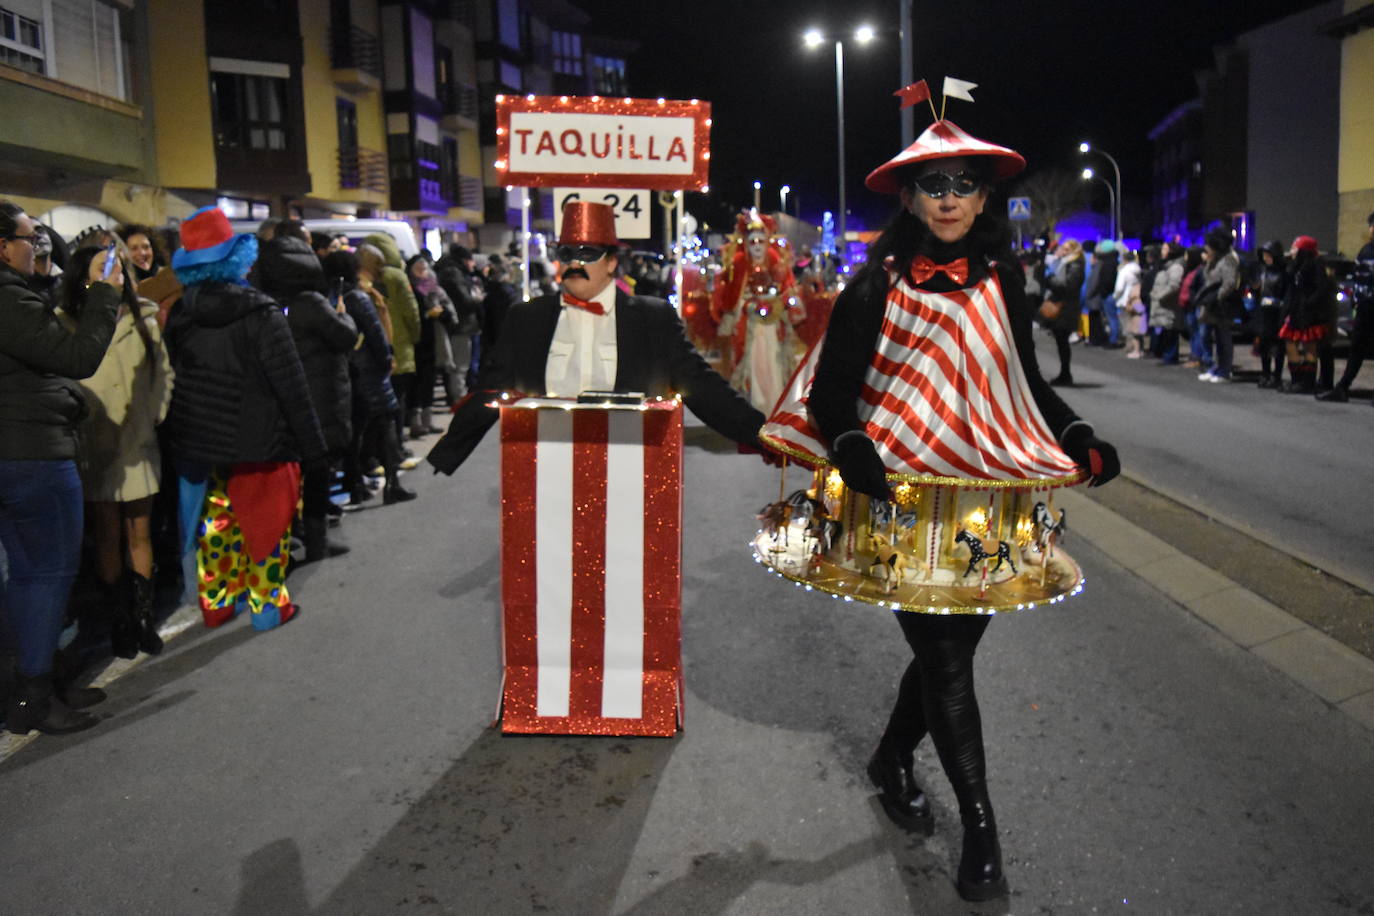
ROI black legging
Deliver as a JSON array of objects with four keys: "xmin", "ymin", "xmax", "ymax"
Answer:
[
  {"xmin": 880, "ymin": 612, "xmax": 993, "ymax": 820},
  {"xmin": 1051, "ymin": 327, "xmax": 1073, "ymax": 379},
  {"xmin": 1336, "ymin": 302, "xmax": 1374, "ymax": 389},
  {"xmin": 302, "ymin": 448, "xmax": 344, "ymax": 521}
]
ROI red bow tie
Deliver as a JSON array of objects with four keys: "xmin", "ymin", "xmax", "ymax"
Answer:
[
  {"xmin": 561, "ymin": 292, "xmax": 606, "ymax": 315},
  {"xmin": 908, "ymin": 255, "xmax": 969, "ymax": 286}
]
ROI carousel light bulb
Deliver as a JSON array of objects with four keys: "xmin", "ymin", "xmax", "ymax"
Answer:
[
  {"xmin": 855, "ymin": 24, "xmax": 875, "ymax": 43},
  {"xmin": 1082, "ymin": 167, "xmax": 1095, "ymax": 180},
  {"xmin": 804, "ymin": 28, "xmax": 824, "ymax": 47}
]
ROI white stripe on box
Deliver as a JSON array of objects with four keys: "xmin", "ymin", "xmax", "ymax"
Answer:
[
  {"xmin": 602, "ymin": 410, "xmax": 645, "ymax": 719},
  {"xmin": 535, "ymin": 409, "xmax": 574, "ymax": 717}
]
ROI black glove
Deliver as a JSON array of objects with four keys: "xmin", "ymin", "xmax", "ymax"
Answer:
[
  {"xmin": 831, "ymin": 434, "xmax": 893, "ymax": 501},
  {"xmin": 1061, "ymin": 424, "xmax": 1120, "ymax": 488}
]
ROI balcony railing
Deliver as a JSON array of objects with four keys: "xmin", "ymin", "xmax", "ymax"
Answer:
[
  {"xmin": 338, "ymin": 146, "xmax": 387, "ymax": 194},
  {"xmin": 439, "ymin": 82, "xmax": 479, "ymax": 122},
  {"xmin": 458, "ymin": 175, "xmax": 483, "ymax": 212},
  {"xmin": 330, "ymin": 25, "xmax": 382, "ymax": 80}
]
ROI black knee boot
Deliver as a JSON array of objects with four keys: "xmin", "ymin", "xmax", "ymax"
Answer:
[
  {"xmin": 128, "ymin": 571, "xmax": 164, "ymax": 655},
  {"xmin": 921, "ymin": 659, "xmax": 1007, "ymax": 901},
  {"xmin": 869, "ymin": 658, "xmax": 933, "ymax": 831},
  {"xmin": 106, "ymin": 577, "xmax": 139, "ymax": 660}
]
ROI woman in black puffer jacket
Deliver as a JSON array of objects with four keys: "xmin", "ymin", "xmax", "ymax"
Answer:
[
  {"xmin": 322, "ymin": 249, "xmax": 413, "ymax": 506},
  {"xmin": 256, "ymin": 235, "xmax": 358, "ymax": 561},
  {"xmin": 0, "ymin": 200, "xmax": 122, "ymax": 735},
  {"xmin": 164, "ymin": 207, "xmax": 325, "ymax": 631}
]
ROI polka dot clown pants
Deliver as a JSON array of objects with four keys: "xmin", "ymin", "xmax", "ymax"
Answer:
[{"xmin": 196, "ymin": 470, "xmax": 296, "ymax": 630}]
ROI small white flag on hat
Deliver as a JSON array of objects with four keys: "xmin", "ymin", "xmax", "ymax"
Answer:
[{"xmin": 943, "ymin": 77, "xmax": 978, "ymax": 102}]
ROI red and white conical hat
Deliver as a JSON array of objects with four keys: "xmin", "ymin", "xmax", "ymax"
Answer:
[{"xmin": 865, "ymin": 119, "xmax": 1025, "ymax": 195}]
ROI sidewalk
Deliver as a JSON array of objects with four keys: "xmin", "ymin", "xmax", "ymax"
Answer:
[{"xmin": 1055, "ymin": 485, "xmax": 1374, "ymax": 732}]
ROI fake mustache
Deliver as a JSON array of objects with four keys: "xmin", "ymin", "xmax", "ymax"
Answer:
[{"xmin": 563, "ymin": 267, "xmax": 590, "ymax": 280}]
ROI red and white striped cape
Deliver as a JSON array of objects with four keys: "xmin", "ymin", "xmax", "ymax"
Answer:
[{"xmin": 761, "ymin": 270, "xmax": 1083, "ymax": 488}]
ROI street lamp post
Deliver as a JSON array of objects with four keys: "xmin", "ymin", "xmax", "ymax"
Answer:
[
  {"xmin": 805, "ymin": 24, "xmax": 875, "ymax": 267},
  {"xmin": 1081, "ymin": 168, "xmax": 1116, "ymax": 242},
  {"xmin": 753, "ymin": 180, "xmax": 761, "ymax": 211},
  {"xmin": 780, "ymin": 184, "xmax": 790, "ymax": 217},
  {"xmin": 1079, "ymin": 141, "xmax": 1122, "ymax": 240}
]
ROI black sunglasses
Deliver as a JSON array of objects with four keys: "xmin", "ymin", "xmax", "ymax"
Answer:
[
  {"xmin": 555, "ymin": 244, "xmax": 612, "ymax": 263},
  {"xmin": 908, "ymin": 171, "xmax": 984, "ymax": 199},
  {"xmin": 2, "ymin": 234, "xmax": 38, "ymax": 243}
]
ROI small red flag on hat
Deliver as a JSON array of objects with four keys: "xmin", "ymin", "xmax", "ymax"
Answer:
[{"xmin": 893, "ymin": 80, "xmax": 931, "ymax": 109}]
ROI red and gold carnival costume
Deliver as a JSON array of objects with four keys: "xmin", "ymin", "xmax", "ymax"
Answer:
[{"xmin": 710, "ymin": 211, "xmax": 805, "ymax": 413}]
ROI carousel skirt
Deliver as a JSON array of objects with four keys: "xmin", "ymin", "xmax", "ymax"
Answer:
[{"xmin": 751, "ymin": 474, "xmax": 1084, "ymax": 614}]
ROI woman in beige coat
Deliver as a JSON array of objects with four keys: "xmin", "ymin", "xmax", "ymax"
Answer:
[{"xmin": 60, "ymin": 245, "xmax": 175, "ymax": 658}]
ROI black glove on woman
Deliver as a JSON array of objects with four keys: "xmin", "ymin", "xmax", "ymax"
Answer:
[
  {"xmin": 831, "ymin": 433, "xmax": 893, "ymax": 501},
  {"xmin": 1060, "ymin": 424, "xmax": 1120, "ymax": 488}
]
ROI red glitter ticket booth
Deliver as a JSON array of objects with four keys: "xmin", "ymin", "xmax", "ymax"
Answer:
[{"xmin": 497, "ymin": 397, "xmax": 684, "ymax": 736}]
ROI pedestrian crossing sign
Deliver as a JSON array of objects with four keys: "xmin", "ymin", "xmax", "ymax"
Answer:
[{"xmin": 1008, "ymin": 197, "xmax": 1032, "ymax": 221}]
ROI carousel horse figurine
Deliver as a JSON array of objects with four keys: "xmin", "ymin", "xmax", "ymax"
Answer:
[
  {"xmin": 1031, "ymin": 501, "xmax": 1067, "ymax": 550},
  {"xmin": 867, "ymin": 531, "xmax": 908, "ymax": 593},
  {"xmin": 809, "ymin": 515, "xmax": 842, "ymax": 554},
  {"xmin": 955, "ymin": 528, "xmax": 1018, "ymax": 578},
  {"xmin": 758, "ymin": 500, "xmax": 793, "ymax": 545},
  {"xmin": 786, "ymin": 488, "xmax": 825, "ymax": 526}
]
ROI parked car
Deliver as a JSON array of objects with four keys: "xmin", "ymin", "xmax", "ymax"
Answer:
[{"xmin": 228, "ymin": 217, "xmax": 421, "ymax": 260}]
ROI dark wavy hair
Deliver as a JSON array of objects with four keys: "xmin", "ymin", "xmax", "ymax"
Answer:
[
  {"xmin": 321, "ymin": 248, "xmax": 360, "ymax": 285},
  {"xmin": 63, "ymin": 245, "xmax": 137, "ymax": 318},
  {"xmin": 1, "ymin": 200, "xmax": 27, "ymax": 243}
]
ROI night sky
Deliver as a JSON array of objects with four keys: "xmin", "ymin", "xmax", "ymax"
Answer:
[{"xmin": 577, "ymin": 0, "xmax": 1335, "ymax": 234}]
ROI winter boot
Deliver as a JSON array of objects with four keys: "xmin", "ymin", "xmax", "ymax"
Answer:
[
  {"xmin": 51, "ymin": 650, "xmax": 107, "ymax": 710},
  {"xmin": 302, "ymin": 517, "xmax": 350, "ymax": 562},
  {"xmin": 421, "ymin": 406, "xmax": 444, "ymax": 435},
  {"xmin": 956, "ymin": 800, "xmax": 1008, "ymax": 902},
  {"xmin": 383, "ymin": 471, "xmax": 417, "ymax": 505},
  {"xmin": 1282, "ymin": 364, "xmax": 1316, "ymax": 394},
  {"xmin": 105, "ymin": 577, "xmax": 139, "ymax": 660},
  {"xmin": 4, "ymin": 673, "xmax": 99, "ymax": 735},
  {"xmin": 407, "ymin": 409, "xmax": 425, "ymax": 440},
  {"xmin": 128, "ymin": 571, "xmax": 164, "ymax": 656}
]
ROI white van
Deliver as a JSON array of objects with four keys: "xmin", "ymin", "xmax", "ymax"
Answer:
[{"xmin": 228, "ymin": 217, "xmax": 421, "ymax": 261}]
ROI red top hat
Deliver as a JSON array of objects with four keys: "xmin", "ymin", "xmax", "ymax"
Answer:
[
  {"xmin": 558, "ymin": 201, "xmax": 619, "ymax": 247},
  {"xmin": 865, "ymin": 119, "xmax": 1025, "ymax": 195}
]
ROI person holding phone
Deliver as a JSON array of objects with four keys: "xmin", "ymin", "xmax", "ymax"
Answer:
[
  {"xmin": 0, "ymin": 200, "xmax": 123, "ymax": 735},
  {"xmin": 58, "ymin": 243, "xmax": 174, "ymax": 659}
]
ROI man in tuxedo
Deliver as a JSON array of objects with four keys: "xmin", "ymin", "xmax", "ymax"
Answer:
[{"xmin": 427, "ymin": 201, "xmax": 767, "ymax": 474}]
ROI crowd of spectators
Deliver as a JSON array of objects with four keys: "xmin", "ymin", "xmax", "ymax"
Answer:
[
  {"xmin": 1023, "ymin": 214, "xmax": 1373, "ymax": 399},
  {"xmin": 0, "ymin": 200, "xmax": 513, "ymax": 737}
]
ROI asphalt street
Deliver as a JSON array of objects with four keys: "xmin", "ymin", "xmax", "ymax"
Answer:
[
  {"xmin": 1029, "ymin": 331, "xmax": 1374, "ymax": 595},
  {"xmin": 3, "ymin": 351, "xmax": 1374, "ymax": 914}
]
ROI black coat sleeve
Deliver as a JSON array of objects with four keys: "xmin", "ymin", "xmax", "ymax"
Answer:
[
  {"xmin": 809, "ymin": 274, "xmax": 886, "ymax": 445},
  {"xmin": 302, "ymin": 292, "xmax": 359, "ymax": 353},
  {"xmin": 425, "ymin": 304, "xmax": 526, "ymax": 475},
  {"xmin": 655, "ymin": 302, "xmax": 765, "ymax": 445},
  {"xmin": 256, "ymin": 307, "xmax": 327, "ymax": 463},
  {"xmin": 2, "ymin": 280, "xmax": 120, "ymax": 379}
]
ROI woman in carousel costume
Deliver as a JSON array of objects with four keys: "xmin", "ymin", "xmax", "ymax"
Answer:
[
  {"xmin": 711, "ymin": 210, "xmax": 806, "ymax": 412},
  {"xmin": 758, "ymin": 110, "xmax": 1120, "ymax": 900}
]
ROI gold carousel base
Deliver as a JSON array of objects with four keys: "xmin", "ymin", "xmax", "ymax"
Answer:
[{"xmin": 750, "ymin": 529, "xmax": 1084, "ymax": 615}]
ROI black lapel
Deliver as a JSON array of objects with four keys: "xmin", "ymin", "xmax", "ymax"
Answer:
[{"xmin": 612, "ymin": 289, "xmax": 641, "ymax": 391}]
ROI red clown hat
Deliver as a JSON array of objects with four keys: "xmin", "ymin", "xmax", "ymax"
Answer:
[
  {"xmin": 864, "ymin": 120, "xmax": 1026, "ymax": 195},
  {"xmin": 558, "ymin": 201, "xmax": 619, "ymax": 247}
]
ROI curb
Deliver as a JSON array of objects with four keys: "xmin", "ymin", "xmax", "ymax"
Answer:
[{"xmin": 1054, "ymin": 486, "xmax": 1374, "ymax": 733}]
